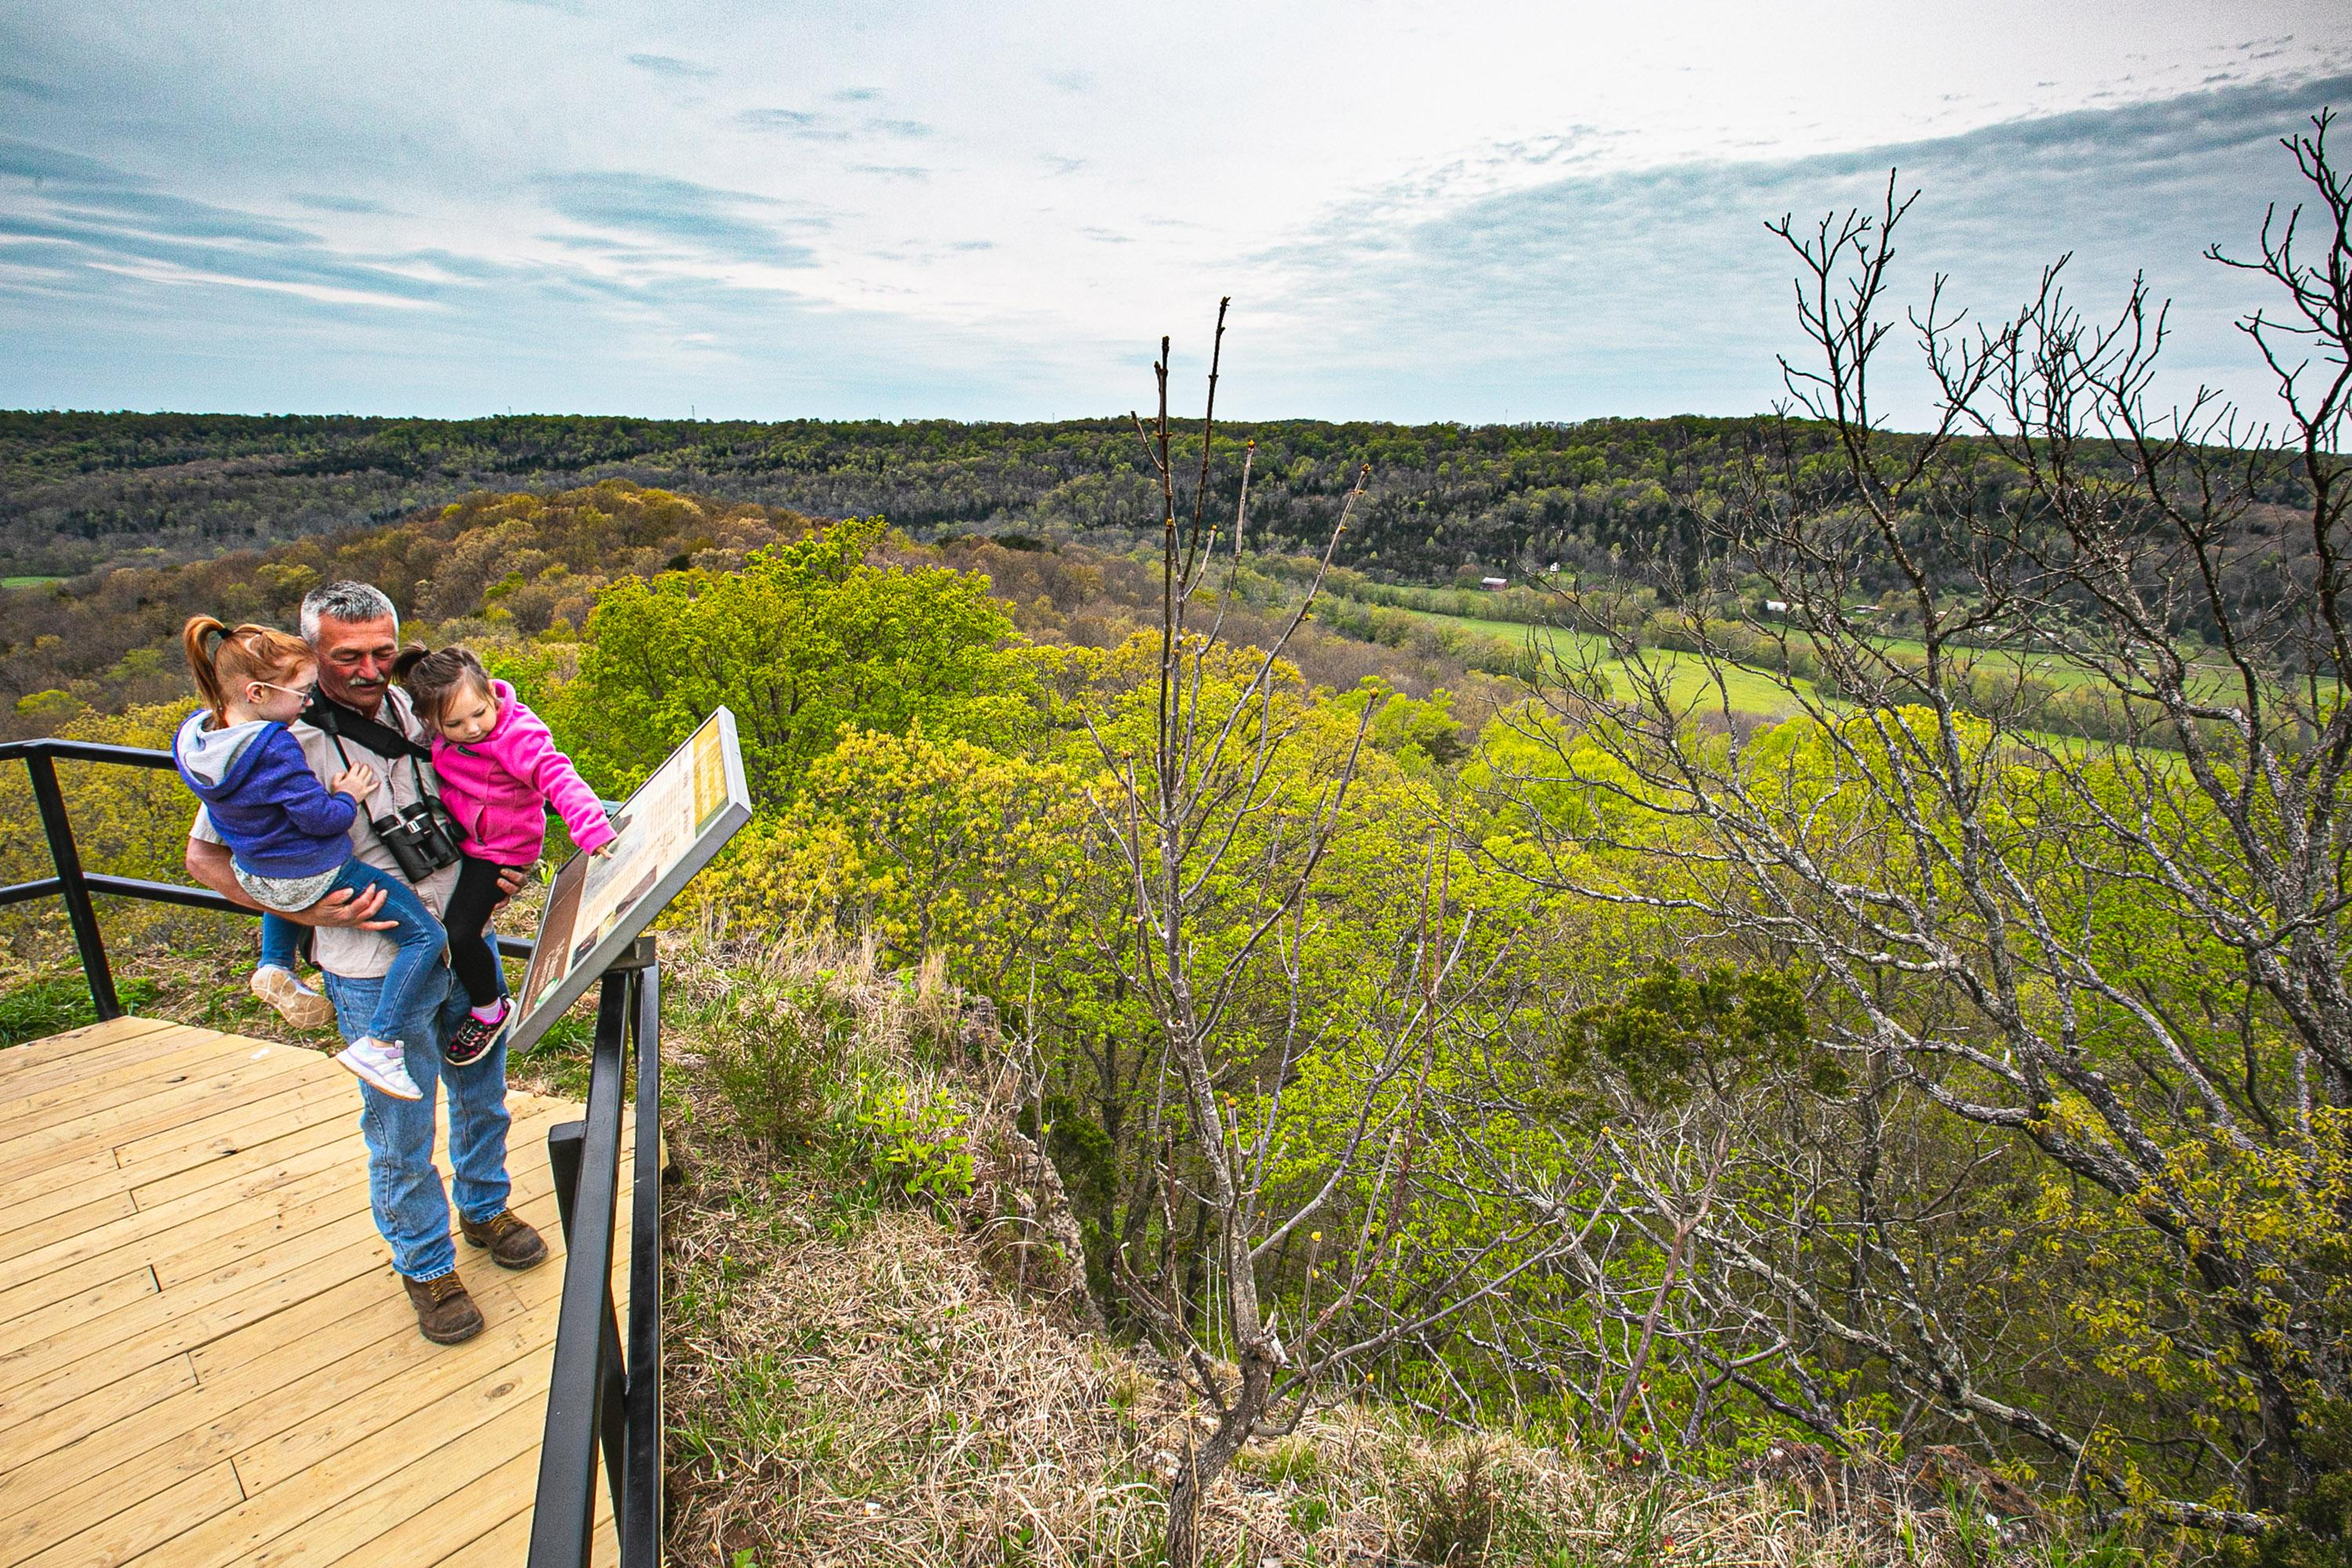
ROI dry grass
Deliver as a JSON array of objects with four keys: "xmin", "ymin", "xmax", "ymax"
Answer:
[{"xmin": 653, "ymin": 931, "xmax": 2119, "ymax": 1568}]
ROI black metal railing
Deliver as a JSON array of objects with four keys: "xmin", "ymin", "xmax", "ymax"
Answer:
[
  {"xmin": 532, "ymin": 948, "xmax": 663, "ymax": 1567},
  {"xmin": 0, "ymin": 736, "xmax": 662, "ymax": 1566}
]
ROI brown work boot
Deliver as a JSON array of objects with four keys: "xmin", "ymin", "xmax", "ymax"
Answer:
[
  {"xmin": 251, "ymin": 965, "xmax": 336, "ymax": 1029},
  {"xmin": 461, "ymin": 1208, "xmax": 549, "ymax": 1270},
  {"xmin": 404, "ymin": 1271, "xmax": 485, "ymax": 1345}
]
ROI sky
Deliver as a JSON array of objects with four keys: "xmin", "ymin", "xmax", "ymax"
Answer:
[{"xmin": 2, "ymin": 0, "xmax": 2350, "ymax": 426}]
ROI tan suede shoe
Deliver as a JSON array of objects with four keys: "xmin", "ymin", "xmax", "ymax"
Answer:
[
  {"xmin": 461, "ymin": 1208, "xmax": 549, "ymax": 1270},
  {"xmin": 404, "ymin": 1271, "xmax": 485, "ymax": 1345},
  {"xmin": 251, "ymin": 966, "xmax": 336, "ymax": 1029}
]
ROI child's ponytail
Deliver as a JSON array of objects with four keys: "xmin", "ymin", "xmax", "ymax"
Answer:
[{"xmin": 183, "ymin": 615, "xmax": 233, "ymax": 723}]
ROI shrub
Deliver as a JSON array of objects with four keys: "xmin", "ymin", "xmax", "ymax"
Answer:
[
  {"xmin": 702, "ymin": 979, "xmax": 857, "ymax": 1150},
  {"xmin": 850, "ymin": 1074, "xmax": 975, "ymax": 1209}
]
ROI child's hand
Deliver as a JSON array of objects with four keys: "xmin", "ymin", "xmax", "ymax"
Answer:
[{"xmin": 330, "ymin": 763, "xmax": 378, "ymax": 802}]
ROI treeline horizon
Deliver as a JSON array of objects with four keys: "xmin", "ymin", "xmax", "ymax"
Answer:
[{"xmin": 9, "ymin": 405, "xmax": 2298, "ymax": 589}]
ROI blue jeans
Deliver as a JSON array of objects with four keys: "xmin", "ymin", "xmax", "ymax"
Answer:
[
  {"xmin": 259, "ymin": 911, "xmax": 300, "ymax": 972},
  {"xmin": 321, "ymin": 961, "xmax": 513, "ymax": 1280},
  {"xmin": 314, "ymin": 859, "xmax": 448, "ymax": 1047}
]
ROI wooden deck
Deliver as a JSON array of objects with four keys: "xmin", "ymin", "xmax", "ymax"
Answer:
[{"xmin": 0, "ymin": 1014, "xmax": 626, "ymax": 1567}]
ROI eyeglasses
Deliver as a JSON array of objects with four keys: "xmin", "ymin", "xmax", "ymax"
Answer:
[{"xmin": 256, "ymin": 678, "xmax": 318, "ymax": 702}]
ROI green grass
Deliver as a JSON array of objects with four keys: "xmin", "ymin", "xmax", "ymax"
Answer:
[
  {"xmin": 1, "ymin": 575, "xmax": 64, "ymax": 590},
  {"xmin": 0, "ymin": 975, "xmax": 162, "ymax": 1047}
]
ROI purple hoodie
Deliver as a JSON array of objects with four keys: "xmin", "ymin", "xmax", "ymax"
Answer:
[
  {"xmin": 429, "ymin": 680, "xmax": 613, "ymax": 866},
  {"xmin": 172, "ymin": 710, "xmax": 357, "ymax": 878}
]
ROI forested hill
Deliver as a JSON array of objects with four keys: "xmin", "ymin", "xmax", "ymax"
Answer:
[{"xmin": 0, "ymin": 408, "xmax": 1829, "ymax": 580}]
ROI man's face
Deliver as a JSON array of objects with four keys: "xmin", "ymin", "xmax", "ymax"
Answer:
[{"xmin": 310, "ymin": 614, "xmax": 399, "ymax": 715}]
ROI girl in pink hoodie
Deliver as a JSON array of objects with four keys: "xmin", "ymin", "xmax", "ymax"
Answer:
[{"xmin": 394, "ymin": 645, "xmax": 614, "ymax": 1067}]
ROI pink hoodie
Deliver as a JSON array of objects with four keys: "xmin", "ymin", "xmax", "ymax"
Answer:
[{"xmin": 430, "ymin": 680, "xmax": 615, "ymax": 866}]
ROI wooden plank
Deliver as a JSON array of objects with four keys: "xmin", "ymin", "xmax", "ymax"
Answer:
[
  {"xmin": 0, "ymin": 1255, "xmax": 553, "ymax": 1523},
  {"xmin": 0, "ymin": 1355, "xmax": 197, "ymax": 1479},
  {"xmin": 0, "ymin": 1149, "xmax": 124, "ymax": 1218},
  {"xmin": 0, "ymin": 1071, "xmax": 349, "ymax": 1186},
  {"xmin": 105, "ymin": 1074, "xmax": 360, "ymax": 1169},
  {"xmin": 0, "ymin": 1166, "xmax": 371, "ymax": 1327},
  {"xmin": 1, "ymin": 1161, "xmax": 367, "ymax": 1298},
  {"xmin": 242, "ymin": 1392, "xmax": 554, "ymax": 1568},
  {"xmin": 0, "ymin": 1047, "xmax": 318, "ymax": 1153},
  {"xmin": 232, "ymin": 1303, "xmax": 560, "ymax": 1494},
  {"xmin": 418, "ymin": 1490, "xmax": 615, "ymax": 1568},
  {"xmin": 0, "ymin": 1016, "xmax": 631, "ymax": 1568},
  {"xmin": 0, "ymin": 1015, "xmax": 174, "ymax": 1079},
  {"xmin": 129, "ymin": 1356, "xmax": 552, "ymax": 1568},
  {"xmin": 126, "ymin": 1111, "xmax": 365, "ymax": 1203},
  {"xmin": 0, "ymin": 1034, "xmax": 263, "ymax": 1124},
  {"xmin": 326, "ymin": 1443, "xmax": 539, "ymax": 1568},
  {"xmin": 180, "ymin": 1139, "xmax": 572, "ymax": 1382},
  {"xmin": 2, "ymin": 1098, "xmax": 573, "ymax": 1306},
  {"xmin": 0, "ymin": 1265, "xmax": 158, "ymax": 1354},
  {"xmin": 0, "ymin": 1269, "xmax": 564, "ymax": 1561},
  {"xmin": 419, "ymin": 1504, "xmax": 530, "ymax": 1568},
  {"xmin": 0, "ymin": 1181, "xmax": 572, "ymax": 1428},
  {"xmin": 0, "ymin": 1191, "xmax": 137, "ymax": 1264},
  {"xmin": 0, "ymin": 1215, "xmax": 397, "ymax": 1427},
  {"xmin": 1, "ymin": 1137, "xmax": 379, "ymax": 1294},
  {"xmin": 7, "ymin": 1462, "xmax": 241, "ymax": 1568},
  {"xmin": 109, "ymin": 1090, "xmax": 358, "ymax": 1177},
  {"xmin": 127, "ymin": 1084, "xmax": 572, "ymax": 1207},
  {"xmin": 0, "ymin": 1035, "xmax": 309, "ymax": 1136},
  {"xmin": 149, "ymin": 1178, "xmax": 397, "ymax": 1291}
]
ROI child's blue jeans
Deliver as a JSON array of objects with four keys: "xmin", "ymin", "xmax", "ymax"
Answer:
[
  {"xmin": 258, "ymin": 910, "xmax": 300, "ymax": 972},
  {"xmin": 284, "ymin": 859, "xmax": 448, "ymax": 1047}
]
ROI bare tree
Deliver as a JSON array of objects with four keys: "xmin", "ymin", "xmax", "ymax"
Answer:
[
  {"xmin": 1479, "ymin": 115, "xmax": 2352, "ymax": 1535},
  {"xmin": 1079, "ymin": 303, "xmax": 1569, "ymax": 1566}
]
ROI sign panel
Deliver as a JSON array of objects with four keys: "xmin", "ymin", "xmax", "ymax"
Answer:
[{"xmin": 507, "ymin": 706, "xmax": 752, "ymax": 1053}]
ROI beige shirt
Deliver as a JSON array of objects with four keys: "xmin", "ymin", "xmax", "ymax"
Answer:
[{"xmin": 191, "ymin": 687, "xmax": 462, "ymax": 981}]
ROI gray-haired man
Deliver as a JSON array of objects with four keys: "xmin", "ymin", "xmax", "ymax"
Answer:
[{"xmin": 184, "ymin": 580, "xmax": 546, "ymax": 1344}]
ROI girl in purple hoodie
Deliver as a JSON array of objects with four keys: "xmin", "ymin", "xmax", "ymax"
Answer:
[
  {"xmin": 394, "ymin": 646, "xmax": 615, "ymax": 1067},
  {"xmin": 174, "ymin": 617, "xmax": 444, "ymax": 1102}
]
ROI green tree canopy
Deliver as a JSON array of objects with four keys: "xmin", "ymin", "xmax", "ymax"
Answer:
[{"xmin": 562, "ymin": 515, "xmax": 1034, "ymax": 804}]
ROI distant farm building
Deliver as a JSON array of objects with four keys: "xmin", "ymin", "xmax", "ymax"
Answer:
[{"xmin": 1480, "ymin": 577, "xmax": 1509, "ymax": 591}]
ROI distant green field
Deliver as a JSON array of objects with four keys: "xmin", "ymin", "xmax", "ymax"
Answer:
[
  {"xmin": 1, "ymin": 575, "xmax": 64, "ymax": 590},
  {"xmin": 1402, "ymin": 604, "xmax": 2270, "ymax": 721},
  {"xmin": 1397, "ymin": 608, "xmax": 1817, "ymax": 716}
]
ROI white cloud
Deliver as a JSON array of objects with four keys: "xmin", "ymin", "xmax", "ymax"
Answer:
[{"xmin": 0, "ymin": 0, "xmax": 2345, "ymax": 419}]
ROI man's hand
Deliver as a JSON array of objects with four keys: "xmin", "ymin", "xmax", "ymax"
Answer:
[
  {"xmin": 185, "ymin": 837, "xmax": 394, "ymax": 930},
  {"xmin": 305, "ymin": 884, "xmax": 395, "ymax": 928},
  {"xmin": 492, "ymin": 864, "xmax": 528, "ymax": 909}
]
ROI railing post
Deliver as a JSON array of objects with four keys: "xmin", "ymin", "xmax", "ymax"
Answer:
[
  {"xmin": 24, "ymin": 750, "xmax": 119, "ymax": 1021},
  {"xmin": 547, "ymin": 1115, "xmax": 631, "ymax": 1526},
  {"xmin": 621, "ymin": 961, "xmax": 664, "ymax": 1564},
  {"xmin": 530, "ymin": 968, "xmax": 633, "ymax": 1567}
]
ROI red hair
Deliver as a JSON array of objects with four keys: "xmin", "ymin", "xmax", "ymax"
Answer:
[{"xmin": 182, "ymin": 616, "xmax": 311, "ymax": 724}]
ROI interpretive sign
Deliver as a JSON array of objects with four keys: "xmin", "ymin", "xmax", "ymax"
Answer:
[{"xmin": 508, "ymin": 706, "xmax": 751, "ymax": 1053}]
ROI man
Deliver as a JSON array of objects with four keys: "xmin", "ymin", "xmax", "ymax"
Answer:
[{"xmin": 184, "ymin": 579, "xmax": 547, "ymax": 1345}]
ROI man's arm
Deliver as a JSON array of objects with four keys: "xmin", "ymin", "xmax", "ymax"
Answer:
[{"xmin": 183, "ymin": 837, "xmax": 394, "ymax": 928}]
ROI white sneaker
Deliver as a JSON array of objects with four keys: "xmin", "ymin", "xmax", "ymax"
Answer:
[{"xmin": 335, "ymin": 1036, "xmax": 423, "ymax": 1100}]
